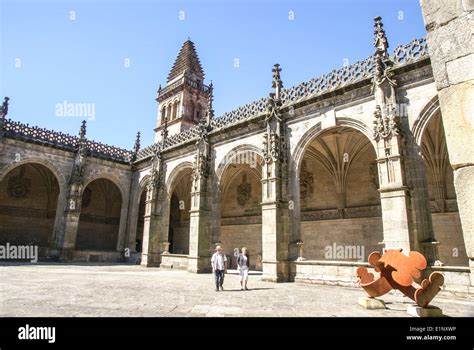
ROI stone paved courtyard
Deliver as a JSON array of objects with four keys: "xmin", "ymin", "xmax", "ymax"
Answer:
[{"xmin": 0, "ymin": 263, "xmax": 473, "ymax": 317}]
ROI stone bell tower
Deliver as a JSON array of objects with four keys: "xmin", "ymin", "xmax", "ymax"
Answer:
[{"xmin": 154, "ymin": 39, "xmax": 211, "ymax": 143}]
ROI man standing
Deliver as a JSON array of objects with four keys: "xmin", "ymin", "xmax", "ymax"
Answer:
[{"xmin": 211, "ymin": 245, "xmax": 227, "ymax": 291}]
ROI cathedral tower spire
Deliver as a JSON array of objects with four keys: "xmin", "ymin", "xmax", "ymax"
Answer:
[{"xmin": 154, "ymin": 39, "xmax": 211, "ymax": 143}]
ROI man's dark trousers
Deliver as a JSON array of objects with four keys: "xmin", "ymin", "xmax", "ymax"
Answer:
[{"xmin": 215, "ymin": 269, "xmax": 224, "ymax": 288}]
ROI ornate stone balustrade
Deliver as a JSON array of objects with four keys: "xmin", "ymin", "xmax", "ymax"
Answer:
[
  {"xmin": 3, "ymin": 119, "xmax": 132, "ymax": 163},
  {"xmin": 392, "ymin": 37, "xmax": 428, "ymax": 65}
]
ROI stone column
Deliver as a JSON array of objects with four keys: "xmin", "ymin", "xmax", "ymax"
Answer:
[
  {"xmin": 371, "ymin": 17, "xmax": 422, "ymax": 256},
  {"xmin": 375, "ymin": 129, "xmax": 413, "ymax": 253},
  {"xmin": 209, "ymin": 152, "xmax": 221, "ymax": 247},
  {"xmin": 187, "ymin": 175, "xmax": 212, "ymax": 273},
  {"xmin": 188, "ymin": 87, "xmax": 214, "ymax": 273},
  {"xmin": 60, "ymin": 121, "xmax": 88, "ymax": 260},
  {"xmin": 261, "ymin": 64, "xmax": 290, "ymax": 282},
  {"xmin": 420, "ymin": 0, "xmax": 474, "ymax": 283},
  {"xmin": 49, "ymin": 186, "xmax": 68, "ymax": 259},
  {"xmin": 141, "ymin": 150, "xmax": 167, "ymax": 267},
  {"xmin": 60, "ymin": 191, "xmax": 82, "ymax": 260},
  {"xmin": 140, "ymin": 184, "xmax": 161, "ymax": 266}
]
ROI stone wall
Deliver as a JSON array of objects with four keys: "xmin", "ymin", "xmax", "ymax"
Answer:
[
  {"xmin": 220, "ymin": 223, "xmax": 262, "ymax": 270},
  {"xmin": 432, "ymin": 212, "xmax": 468, "ymax": 266},
  {"xmin": 300, "ymin": 217, "xmax": 383, "ymax": 261},
  {"xmin": 293, "ymin": 260, "xmax": 368, "ymax": 287},
  {"xmin": 171, "ymin": 225, "xmax": 190, "ymax": 254},
  {"xmin": 160, "ymin": 254, "xmax": 189, "ymax": 269},
  {"xmin": 75, "ymin": 221, "xmax": 120, "ymax": 251}
]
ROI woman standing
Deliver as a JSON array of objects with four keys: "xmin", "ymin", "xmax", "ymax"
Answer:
[{"xmin": 237, "ymin": 247, "xmax": 250, "ymax": 291}]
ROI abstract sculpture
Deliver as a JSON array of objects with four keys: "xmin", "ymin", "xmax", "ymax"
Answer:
[{"xmin": 356, "ymin": 249, "xmax": 444, "ymax": 307}]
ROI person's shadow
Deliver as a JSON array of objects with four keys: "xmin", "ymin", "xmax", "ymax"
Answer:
[{"xmin": 222, "ymin": 287, "xmax": 274, "ymax": 292}]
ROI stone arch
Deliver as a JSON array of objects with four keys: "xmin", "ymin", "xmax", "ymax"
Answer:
[
  {"xmin": 166, "ymin": 161, "xmax": 194, "ymax": 194},
  {"xmin": 0, "ymin": 157, "xmax": 67, "ymax": 192},
  {"xmin": 221, "ymin": 166, "xmax": 261, "ymax": 199},
  {"xmin": 0, "ymin": 161, "xmax": 62, "ymax": 255},
  {"xmin": 138, "ymin": 174, "xmax": 150, "ymax": 194},
  {"xmin": 293, "ymin": 118, "xmax": 376, "ymax": 173},
  {"xmin": 83, "ymin": 173, "xmax": 126, "ymax": 200},
  {"xmin": 413, "ymin": 95, "xmax": 440, "ymax": 146},
  {"xmin": 216, "ymin": 144, "xmax": 264, "ymax": 184}
]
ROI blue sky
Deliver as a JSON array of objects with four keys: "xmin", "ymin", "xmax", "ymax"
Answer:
[{"xmin": 1, "ymin": 0, "xmax": 426, "ymax": 149}]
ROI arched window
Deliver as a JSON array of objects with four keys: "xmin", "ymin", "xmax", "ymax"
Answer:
[
  {"xmin": 167, "ymin": 104, "xmax": 173, "ymax": 121},
  {"xmin": 160, "ymin": 107, "xmax": 166, "ymax": 125},
  {"xmin": 172, "ymin": 100, "xmax": 179, "ymax": 120}
]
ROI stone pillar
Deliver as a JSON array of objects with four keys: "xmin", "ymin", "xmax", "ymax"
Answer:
[
  {"xmin": 60, "ymin": 121, "xmax": 88, "ymax": 260},
  {"xmin": 261, "ymin": 201, "xmax": 290, "ymax": 282},
  {"xmin": 371, "ymin": 17, "xmax": 419, "ymax": 256},
  {"xmin": 420, "ymin": 0, "xmax": 474, "ymax": 283},
  {"xmin": 60, "ymin": 194, "xmax": 81, "ymax": 260},
  {"xmin": 187, "ymin": 182, "xmax": 212, "ymax": 273},
  {"xmin": 141, "ymin": 121, "xmax": 171, "ymax": 267},
  {"xmin": 209, "ymin": 153, "xmax": 221, "ymax": 247},
  {"xmin": 140, "ymin": 151, "xmax": 167, "ymax": 267},
  {"xmin": 140, "ymin": 184, "xmax": 163, "ymax": 266},
  {"xmin": 375, "ymin": 132, "xmax": 413, "ymax": 253},
  {"xmin": 49, "ymin": 187, "xmax": 68, "ymax": 259},
  {"xmin": 261, "ymin": 64, "xmax": 290, "ymax": 282},
  {"xmin": 188, "ymin": 90, "xmax": 214, "ymax": 273}
]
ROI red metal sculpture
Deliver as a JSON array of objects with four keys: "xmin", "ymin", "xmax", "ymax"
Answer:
[{"xmin": 356, "ymin": 249, "xmax": 444, "ymax": 307}]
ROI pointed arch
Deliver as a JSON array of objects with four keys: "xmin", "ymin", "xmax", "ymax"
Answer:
[
  {"xmin": 293, "ymin": 117, "xmax": 376, "ymax": 173},
  {"xmin": 216, "ymin": 144, "xmax": 264, "ymax": 185},
  {"xmin": 166, "ymin": 161, "xmax": 194, "ymax": 194},
  {"xmin": 412, "ymin": 95, "xmax": 440, "ymax": 146},
  {"xmin": 0, "ymin": 157, "xmax": 66, "ymax": 192}
]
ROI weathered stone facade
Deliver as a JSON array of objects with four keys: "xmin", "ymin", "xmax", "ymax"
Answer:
[{"xmin": 0, "ymin": 12, "xmax": 472, "ymax": 293}]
